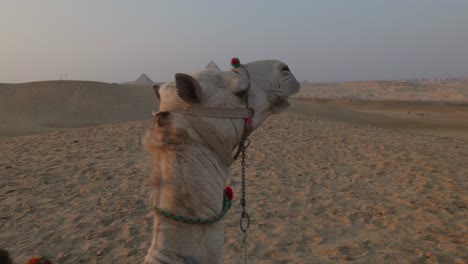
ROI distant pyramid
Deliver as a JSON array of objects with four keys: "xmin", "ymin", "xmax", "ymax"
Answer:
[
  {"xmin": 133, "ymin": 73, "xmax": 155, "ymax": 85},
  {"xmin": 205, "ymin": 60, "xmax": 221, "ymax": 71},
  {"xmin": 121, "ymin": 73, "xmax": 156, "ymax": 86}
]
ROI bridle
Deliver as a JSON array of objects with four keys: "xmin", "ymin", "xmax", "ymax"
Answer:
[{"xmin": 155, "ymin": 65, "xmax": 254, "ymax": 167}]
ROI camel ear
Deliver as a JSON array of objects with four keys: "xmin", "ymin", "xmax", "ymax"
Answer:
[
  {"xmin": 175, "ymin": 73, "xmax": 202, "ymax": 104},
  {"xmin": 152, "ymin": 84, "xmax": 161, "ymax": 102},
  {"xmin": 155, "ymin": 111, "xmax": 169, "ymax": 126}
]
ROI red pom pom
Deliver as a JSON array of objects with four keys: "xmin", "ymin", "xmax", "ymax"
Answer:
[
  {"xmin": 231, "ymin": 57, "xmax": 241, "ymax": 68},
  {"xmin": 26, "ymin": 257, "xmax": 53, "ymax": 264},
  {"xmin": 26, "ymin": 258, "xmax": 40, "ymax": 264},
  {"xmin": 225, "ymin": 186, "xmax": 233, "ymax": 201}
]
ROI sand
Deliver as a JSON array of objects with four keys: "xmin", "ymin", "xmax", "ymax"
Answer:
[{"xmin": 1, "ymin": 100, "xmax": 467, "ymax": 263}]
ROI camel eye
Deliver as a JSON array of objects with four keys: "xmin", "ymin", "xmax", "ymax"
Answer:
[{"xmin": 282, "ymin": 66, "xmax": 290, "ymax": 72}]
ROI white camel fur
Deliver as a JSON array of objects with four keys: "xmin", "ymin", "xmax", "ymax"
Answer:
[{"xmin": 143, "ymin": 60, "xmax": 300, "ymax": 263}]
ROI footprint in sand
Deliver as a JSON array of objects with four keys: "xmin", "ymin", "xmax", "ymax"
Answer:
[{"xmin": 337, "ymin": 242, "xmax": 369, "ymax": 260}]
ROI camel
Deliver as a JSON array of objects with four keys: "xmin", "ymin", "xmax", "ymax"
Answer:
[{"xmin": 143, "ymin": 59, "xmax": 300, "ymax": 263}]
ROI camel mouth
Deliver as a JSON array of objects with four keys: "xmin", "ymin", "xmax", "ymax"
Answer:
[
  {"xmin": 293, "ymin": 81, "xmax": 301, "ymax": 94},
  {"xmin": 278, "ymin": 76, "xmax": 301, "ymax": 96},
  {"xmin": 287, "ymin": 78, "xmax": 301, "ymax": 95}
]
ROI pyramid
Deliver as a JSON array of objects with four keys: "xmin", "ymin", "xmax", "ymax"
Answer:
[
  {"xmin": 205, "ymin": 60, "xmax": 221, "ymax": 71},
  {"xmin": 133, "ymin": 73, "xmax": 155, "ymax": 85},
  {"xmin": 121, "ymin": 73, "xmax": 155, "ymax": 86}
]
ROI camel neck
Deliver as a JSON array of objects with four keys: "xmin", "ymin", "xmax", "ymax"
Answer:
[{"xmin": 145, "ymin": 143, "xmax": 228, "ymax": 264}]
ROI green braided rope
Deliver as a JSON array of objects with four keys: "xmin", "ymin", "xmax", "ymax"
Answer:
[
  {"xmin": 240, "ymin": 128, "xmax": 251, "ymax": 144},
  {"xmin": 150, "ymin": 194, "xmax": 232, "ymax": 224}
]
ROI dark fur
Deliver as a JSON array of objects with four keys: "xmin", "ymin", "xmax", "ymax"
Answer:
[{"xmin": 0, "ymin": 249, "xmax": 13, "ymax": 264}]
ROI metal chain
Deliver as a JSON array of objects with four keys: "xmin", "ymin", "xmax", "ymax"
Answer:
[
  {"xmin": 240, "ymin": 71, "xmax": 251, "ymax": 264},
  {"xmin": 240, "ymin": 146, "xmax": 246, "ymax": 211},
  {"xmin": 240, "ymin": 142, "xmax": 250, "ymax": 225},
  {"xmin": 239, "ymin": 140, "xmax": 250, "ymax": 264}
]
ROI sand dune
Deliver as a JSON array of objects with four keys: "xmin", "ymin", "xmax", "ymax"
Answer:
[{"xmin": 0, "ymin": 81, "xmax": 157, "ymax": 137}]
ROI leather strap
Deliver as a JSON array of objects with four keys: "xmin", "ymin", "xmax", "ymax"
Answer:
[
  {"xmin": 159, "ymin": 102, "xmax": 251, "ymax": 119},
  {"xmin": 166, "ymin": 107, "xmax": 249, "ymax": 119},
  {"xmin": 156, "ymin": 104, "xmax": 252, "ymax": 167}
]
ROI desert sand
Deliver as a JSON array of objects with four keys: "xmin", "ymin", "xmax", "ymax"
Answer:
[{"xmin": 1, "ymin": 81, "xmax": 467, "ymax": 263}]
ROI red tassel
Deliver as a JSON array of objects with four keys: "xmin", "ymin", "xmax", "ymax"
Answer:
[{"xmin": 225, "ymin": 186, "xmax": 233, "ymax": 201}]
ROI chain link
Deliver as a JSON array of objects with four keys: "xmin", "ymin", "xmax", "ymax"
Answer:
[
  {"xmin": 240, "ymin": 88, "xmax": 252, "ymax": 264},
  {"xmin": 239, "ymin": 143, "xmax": 250, "ymax": 233},
  {"xmin": 239, "ymin": 142, "xmax": 250, "ymax": 264},
  {"xmin": 240, "ymin": 146, "xmax": 246, "ymax": 209}
]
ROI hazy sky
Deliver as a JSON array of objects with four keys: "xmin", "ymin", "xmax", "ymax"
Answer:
[{"xmin": 1, "ymin": 0, "xmax": 467, "ymax": 83}]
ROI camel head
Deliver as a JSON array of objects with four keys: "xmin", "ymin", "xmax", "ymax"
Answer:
[
  {"xmin": 149, "ymin": 59, "xmax": 300, "ymax": 164},
  {"xmin": 241, "ymin": 60, "xmax": 301, "ymax": 124}
]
